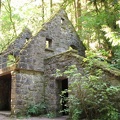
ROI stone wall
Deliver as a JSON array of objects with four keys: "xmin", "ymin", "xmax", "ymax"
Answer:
[
  {"xmin": 6, "ymin": 28, "xmax": 32, "ymax": 53},
  {"xmin": 40, "ymin": 9, "xmax": 85, "ymax": 57},
  {"xmin": 44, "ymin": 50, "xmax": 84, "ymax": 115},
  {"xmin": 12, "ymin": 70, "xmax": 44, "ymax": 114},
  {"xmin": 44, "ymin": 50, "xmax": 120, "ymax": 115},
  {"xmin": 17, "ymin": 34, "xmax": 46, "ymax": 72},
  {"xmin": 0, "ymin": 28, "xmax": 32, "ymax": 69}
]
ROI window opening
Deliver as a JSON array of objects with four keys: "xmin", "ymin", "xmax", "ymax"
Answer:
[
  {"xmin": 61, "ymin": 18, "xmax": 65, "ymax": 24},
  {"xmin": 46, "ymin": 38, "xmax": 52, "ymax": 49},
  {"xmin": 26, "ymin": 38, "xmax": 29, "ymax": 42}
]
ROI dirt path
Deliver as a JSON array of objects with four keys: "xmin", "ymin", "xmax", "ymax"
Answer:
[{"xmin": 0, "ymin": 115, "xmax": 68, "ymax": 120}]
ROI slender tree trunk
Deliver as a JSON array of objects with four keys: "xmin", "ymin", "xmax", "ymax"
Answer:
[
  {"xmin": 74, "ymin": 0, "xmax": 77, "ymax": 25},
  {"xmin": 0, "ymin": 0, "xmax": 1, "ymax": 14},
  {"xmin": 85, "ymin": 0, "xmax": 87, "ymax": 9},
  {"xmin": 50, "ymin": 0, "xmax": 53, "ymax": 15},
  {"xmin": 42, "ymin": 0, "xmax": 44, "ymax": 23},
  {"xmin": 7, "ymin": 0, "xmax": 17, "ymax": 36},
  {"xmin": 70, "ymin": 4, "xmax": 73, "ymax": 22},
  {"xmin": 76, "ymin": 0, "xmax": 81, "ymax": 30}
]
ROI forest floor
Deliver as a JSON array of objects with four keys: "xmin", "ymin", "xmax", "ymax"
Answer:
[{"xmin": 0, "ymin": 114, "xmax": 68, "ymax": 120}]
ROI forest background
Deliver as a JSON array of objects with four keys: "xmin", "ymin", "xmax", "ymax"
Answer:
[{"xmin": 0, "ymin": 0, "xmax": 120, "ymax": 69}]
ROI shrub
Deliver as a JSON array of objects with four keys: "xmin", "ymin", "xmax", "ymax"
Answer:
[
  {"xmin": 111, "ymin": 45, "xmax": 120, "ymax": 69},
  {"xmin": 57, "ymin": 64, "xmax": 120, "ymax": 120},
  {"xmin": 27, "ymin": 101, "xmax": 47, "ymax": 116}
]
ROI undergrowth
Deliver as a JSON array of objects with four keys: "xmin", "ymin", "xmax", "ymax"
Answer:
[{"xmin": 56, "ymin": 55, "xmax": 120, "ymax": 120}]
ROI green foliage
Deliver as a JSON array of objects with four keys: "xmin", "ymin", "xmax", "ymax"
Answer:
[
  {"xmin": 79, "ymin": 0, "xmax": 120, "ymax": 70},
  {"xmin": 111, "ymin": 45, "xmax": 120, "ymax": 69},
  {"xmin": 46, "ymin": 112, "xmax": 56, "ymax": 118},
  {"xmin": 27, "ymin": 102, "xmax": 47, "ymax": 116},
  {"xmin": 56, "ymin": 62, "xmax": 120, "ymax": 120},
  {"xmin": 7, "ymin": 54, "xmax": 16, "ymax": 66}
]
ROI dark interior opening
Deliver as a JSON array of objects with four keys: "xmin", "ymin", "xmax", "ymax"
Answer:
[
  {"xmin": 61, "ymin": 79, "xmax": 68, "ymax": 115},
  {"xmin": 70, "ymin": 45, "xmax": 78, "ymax": 50},
  {"xmin": 61, "ymin": 18, "xmax": 65, "ymax": 24},
  {"xmin": 0, "ymin": 74, "xmax": 11, "ymax": 111},
  {"xmin": 46, "ymin": 38, "xmax": 52, "ymax": 49}
]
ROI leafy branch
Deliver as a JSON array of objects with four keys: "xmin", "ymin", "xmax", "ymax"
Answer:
[{"xmin": 6, "ymin": 0, "xmax": 17, "ymax": 36}]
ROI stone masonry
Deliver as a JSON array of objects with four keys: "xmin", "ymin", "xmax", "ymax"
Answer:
[
  {"xmin": 0, "ymin": 9, "xmax": 119, "ymax": 116},
  {"xmin": 0, "ymin": 9, "xmax": 85, "ymax": 115},
  {"xmin": 44, "ymin": 50, "xmax": 120, "ymax": 115},
  {"xmin": 44, "ymin": 50, "xmax": 84, "ymax": 115}
]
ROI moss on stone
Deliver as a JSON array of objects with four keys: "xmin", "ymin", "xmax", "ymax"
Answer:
[
  {"xmin": 45, "ymin": 50, "xmax": 120, "ymax": 78},
  {"xmin": 93, "ymin": 59, "xmax": 120, "ymax": 77}
]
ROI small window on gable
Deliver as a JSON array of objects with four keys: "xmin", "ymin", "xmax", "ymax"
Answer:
[
  {"xmin": 61, "ymin": 18, "xmax": 65, "ymax": 24},
  {"xmin": 46, "ymin": 38, "xmax": 52, "ymax": 49}
]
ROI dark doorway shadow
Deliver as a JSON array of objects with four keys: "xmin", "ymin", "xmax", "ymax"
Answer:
[
  {"xmin": 61, "ymin": 79, "xmax": 68, "ymax": 115},
  {"xmin": 0, "ymin": 74, "xmax": 11, "ymax": 111}
]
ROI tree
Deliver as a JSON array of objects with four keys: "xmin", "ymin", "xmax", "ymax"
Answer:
[
  {"xmin": 50, "ymin": 0, "xmax": 53, "ymax": 15},
  {"xmin": 42, "ymin": 0, "xmax": 44, "ymax": 23},
  {"xmin": 0, "ymin": 0, "xmax": 1, "ymax": 14}
]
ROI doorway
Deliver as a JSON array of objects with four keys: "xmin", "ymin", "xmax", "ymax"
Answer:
[
  {"xmin": 60, "ymin": 79, "xmax": 68, "ymax": 115},
  {"xmin": 0, "ymin": 74, "xmax": 11, "ymax": 111}
]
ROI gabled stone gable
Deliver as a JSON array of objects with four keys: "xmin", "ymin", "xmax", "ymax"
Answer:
[
  {"xmin": 17, "ymin": 34, "xmax": 45, "ymax": 72},
  {"xmin": 1, "ymin": 28, "xmax": 32, "ymax": 55},
  {"xmin": 0, "ymin": 9, "xmax": 85, "ymax": 72},
  {"xmin": 40, "ymin": 9, "xmax": 85, "ymax": 57},
  {"xmin": 0, "ymin": 28, "xmax": 32, "ymax": 70}
]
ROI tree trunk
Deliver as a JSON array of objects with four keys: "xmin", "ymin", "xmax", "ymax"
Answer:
[
  {"xmin": 0, "ymin": 0, "xmax": 1, "ymax": 14},
  {"xmin": 76, "ymin": 0, "xmax": 81, "ymax": 30},
  {"xmin": 50, "ymin": 0, "xmax": 53, "ymax": 15},
  {"xmin": 7, "ymin": 0, "xmax": 17, "ymax": 36},
  {"xmin": 74, "ymin": 0, "xmax": 77, "ymax": 25},
  {"xmin": 42, "ymin": 0, "xmax": 44, "ymax": 23}
]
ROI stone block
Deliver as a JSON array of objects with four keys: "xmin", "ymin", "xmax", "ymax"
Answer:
[{"xmin": 19, "ymin": 62, "xmax": 27, "ymax": 69}]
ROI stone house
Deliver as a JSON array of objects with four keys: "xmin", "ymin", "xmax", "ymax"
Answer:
[
  {"xmin": 0, "ymin": 9, "xmax": 120, "ymax": 116},
  {"xmin": 0, "ymin": 9, "xmax": 85, "ymax": 115}
]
